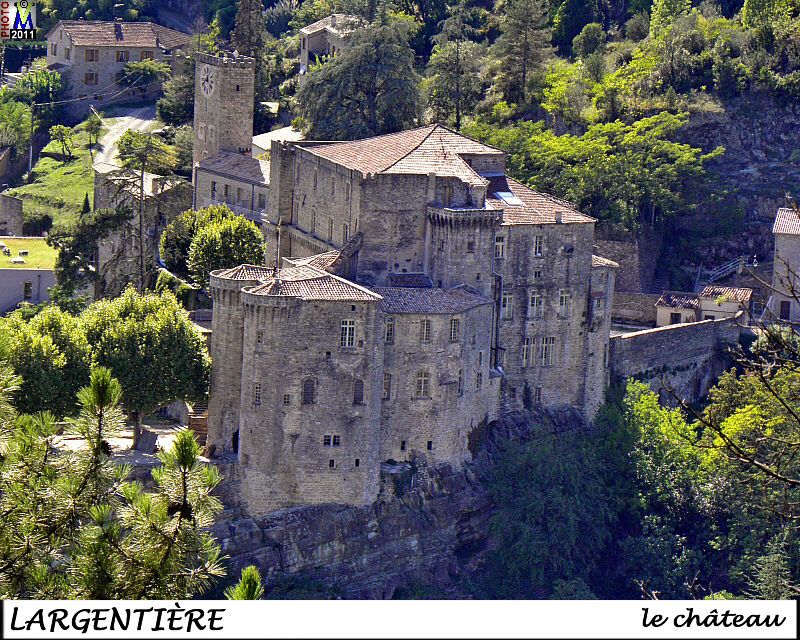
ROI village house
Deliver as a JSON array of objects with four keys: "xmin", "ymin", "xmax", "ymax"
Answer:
[
  {"xmin": 298, "ymin": 14, "xmax": 361, "ymax": 84},
  {"xmin": 770, "ymin": 206, "xmax": 800, "ymax": 323},
  {"xmin": 656, "ymin": 286, "xmax": 753, "ymax": 327},
  {"xmin": 45, "ymin": 19, "xmax": 190, "ymax": 101},
  {"xmin": 0, "ymin": 237, "xmax": 56, "ymax": 312}
]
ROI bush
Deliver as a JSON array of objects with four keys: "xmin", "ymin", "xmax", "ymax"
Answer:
[
  {"xmin": 572, "ymin": 22, "xmax": 606, "ymax": 58},
  {"xmin": 188, "ymin": 216, "xmax": 266, "ymax": 287}
]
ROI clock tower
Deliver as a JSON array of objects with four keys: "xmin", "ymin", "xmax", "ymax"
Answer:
[{"xmin": 192, "ymin": 51, "xmax": 255, "ymax": 165}]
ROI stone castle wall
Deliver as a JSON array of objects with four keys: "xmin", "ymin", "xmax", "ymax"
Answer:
[
  {"xmin": 0, "ymin": 194, "xmax": 23, "ymax": 236},
  {"xmin": 611, "ymin": 292, "xmax": 661, "ymax": 325},
  {"xmin": 609, "ymin": 316, "xmax": 742, "ymax": 405}
]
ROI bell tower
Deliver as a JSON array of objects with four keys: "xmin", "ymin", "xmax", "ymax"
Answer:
[{"xmin": 192, "ymin": 52, "xmax": 255, "ymax": 165}]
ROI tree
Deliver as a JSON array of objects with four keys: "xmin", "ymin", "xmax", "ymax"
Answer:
[
  {"xmin": 572, "ymin": 22, "xmax": 605, "ymax": 59},
  {"xmin": 225, "ymin": 565, "xmax": 266, "ymax": 599},
  {"xmin": 48, "ymin": 124, "xmax": 74, "ymax": 159},
  {"xmin": 173, "ymin": 126, "xmax": 195, "ymax": 176},
  {"xmin": 85, "ymin": 110, "xmax": 103, "ymax": 151},
  {"xmin": 0, "ymin": 367, "xmax": 225, "ymax": 598},
  {"xmin": 11, "ymin": 68, "xmax": 64, "ymax": 128},
  {"xmin": 650, "ymin": 0, "xmax": 692, "ymax": 37},
  {"xmin": 0, "ymin": 100, "xmax": 31, "ymax": 157},
  {"xmin": 120, "ymin": 59, "xmax": 171, "ymax": 91},
  {"xmin": 551, "ymin": 0, "xmax": 603, "ymax": 53},
  {"xmin": 232, "ymin": 0, "xmax": 268, "ymax": 56},
  {"xmin": 490, "ymin": 0, "xmax": 551, "ymax": 104},
  {"xmin": 296, "ymin": 20, "xmax": 420, "ymax": 140},
  {"xmin": 188, "ymin": 215, "xmax": 266, "ymax": 287},
  {"xmin": 81, "ymin": 288, "xmax": 211, "ymax": 447},
  {"xmin": 157, "ymin": 70, "xmax": 195, "ymax": 126},
  {"xmin": 81, "ymin": 192, "xmax": 91, "ymax": 217},
  {"xmin": 0, "ymin": 306, "xmax": 91, "ymax": 417},
  {"xmin": 160, "ymin": 205, "xmax": 235, "ymax": 279},
  {"xmin": 117, "ymin": 130, "xmax": 177, "ymax": 291}
]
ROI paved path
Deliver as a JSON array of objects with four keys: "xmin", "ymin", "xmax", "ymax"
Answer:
[{"xmin": 93, "ymin": 104, "xmax": 158, "ymax": 166}]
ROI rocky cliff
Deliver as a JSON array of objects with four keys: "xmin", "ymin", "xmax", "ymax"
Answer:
[{"xmin": 209, "ymin": 407, "xmax": 585, "ymax": 599}]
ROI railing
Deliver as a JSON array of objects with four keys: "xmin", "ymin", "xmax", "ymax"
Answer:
[
  {"xmin": 695, "ymin": 255, "xmax": 749, "ymax": 291},
  {"xmin": 201, "ymin": 197, "xmax": 267, "ymax": 224},
  {"xmin": 427, "ymin": 205, "xmax": 503, "ymax": 227}
]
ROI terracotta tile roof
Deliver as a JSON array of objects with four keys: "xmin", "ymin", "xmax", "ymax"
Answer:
[
  {"xmin": 252, "ymin": 127, "xmax": 304, "ymax": 151},
  {"xmin": 301, "ymin": 124, "xmax": 502, "ymax": 187},
  {"xmin": 773, "ymin": 207, "xmax": 800, "ymax": 235},
  {"xmin": 213, "ymin": 264, "xmax": 274, "ymax": 280},
  {"xmin": 699, "ymin": 285, "xmax": 753, "ymax": 303},
  {"xmin": 284, "ymin": 251, "xmax": 341, "ymax": 269},
  {"xmin": 299, "ymin": 14, "xmax": 363, "ymax": 36},
  {"xmin": 50, "ymin": 20, "xmax": 190, "ymax": 49},
  {"xmin": 487, "ymin": 176, "xmax": 594, "ymax": 225},
  {"xmin": 197, "ymin": 151, "xmax": 270, "ymax": 185},
  {"xmin": 656, "ymin": 291, "xmax": 699, "ymax": 310},
  {"xmin": 375, "ymin": 286, "xmax": 491, "ymax": 314},
  {"xmin": 245, "ymin": 265, "xmax": 381, "ymax": 301},
  {"xmin": 592, "ymin": 254, "xmax": 620, "ymax": 268},
  {"xmin": 388, "ymin": 273, "xmax": 433, "ymax": 288}
]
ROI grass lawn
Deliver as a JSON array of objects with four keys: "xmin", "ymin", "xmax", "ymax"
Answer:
[
  {"xmin": 0, "ymin": 237, "xmax": 56, "ymax": 269},
  {"xmin": 7, "ymin": 119, "xmax": 110, "ymax": 232}
]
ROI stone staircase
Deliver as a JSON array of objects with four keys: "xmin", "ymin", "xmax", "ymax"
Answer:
[{"xmin": 188, "ymin": 400, "xmax": 208, "ymax": 445}]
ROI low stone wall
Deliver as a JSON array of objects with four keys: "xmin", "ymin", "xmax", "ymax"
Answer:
[
  {"xmin": 609, "ymin": 315, "xmax": 742, "ymax": 405},
  {"xmin": 611, "ymin": 292, "xmax": 660, "ymax": 325}
]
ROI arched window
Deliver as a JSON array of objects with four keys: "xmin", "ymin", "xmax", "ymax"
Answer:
[
  {"xmin": 353, "ymin": 379, "xmax": 365, "ymax": 405},
  {"xmin": 302, "ymin": 379, "xmax": 316, "ymax": 405}
]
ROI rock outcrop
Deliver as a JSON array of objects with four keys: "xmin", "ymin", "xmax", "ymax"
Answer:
[{"xmin": 209, "ymin": 407, "xmax": 585, "ymax": 598}]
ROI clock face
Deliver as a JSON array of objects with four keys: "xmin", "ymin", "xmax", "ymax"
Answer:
[{"xmin": 200, "ymin": 65, "xmax": 215, "ymax": 97}]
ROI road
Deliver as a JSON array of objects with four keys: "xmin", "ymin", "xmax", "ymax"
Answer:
[{"xmin": 93, "ymin": 104, "xmax": 158, "ymax": 166}]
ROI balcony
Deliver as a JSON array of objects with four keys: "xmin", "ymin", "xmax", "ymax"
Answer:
[
  {"xmin": 201, "ymin": 197, "xmax": 267, "ymax": 225},
  {"xmin": 427, "ymin": 205, "xmax": 503, "ymax": 228}
]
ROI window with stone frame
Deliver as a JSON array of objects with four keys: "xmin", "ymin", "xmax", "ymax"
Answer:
[
  {"xmin": 534, "ymin": 386, "xmax": 542, "ymax": 403},
  {"xmin": 253, "ymin": 383, "xmax": 262, "ymax": 407},
  {"xmin": 522, "ymin": 337, "xmax": 534, "ymax": 368},
  {"xmin": 385, "ymin": 317, "xmax": 395, "ymax": 344},
  {"xmin": 476, "ymin": 372, "xmax": 483, "ymax": 390},
  {"xmin": 420, "ymin": 319, "xmax": 432, "ymax": 342},
  {"xmin": 529, "ymin": 291, "xmax": 543, "ymax": 319},
  {"xmin": 500, "ymin": 291, "xmax": 514, "ymax": 320},
  {"xmin": 84, "ymin": 72, "xmax": 98, "ymax": 86},
  {"xmin": 302, "ymin": 379, "xmax": 316, "ymax": 405},
  {"xmin": 449, "ymin": 318, "xmax": 460, "ymax": 342},
  {"xmin": 539, "ymin": 337, "xmax": 556, "ymax": 366},
  {"xmin": 342, "ymin": 223, "xmax": 349, "ymax": 242},
  {"xmin": 117, "ymin": 50, "xmax": 129, "ymax": 62},
  {"xmin": 532, "ymin": 235, "xmax": 544, "ymax": 257},
  {"xmin": 340, "ymin": 319, "xmax": 355, "ymax": 347},
  {"xmin": 457, "ymin": 369, "xmax": 464, "ymax": 396},
  {"xmin": 328, "ymin": 218, "xmax": 334, "ymax": 241},
  {"xmin": 139, "ymin": 50, "xmax": 154, "ymax": 61},
  {"xmin": 494, "ymin": 235, "xmax": 506, "ymax": 259},
  {"xmin": 85, "ymin": 49, "xmax": 98, "ymax": 62},
  {"xmin": 282, "ymin": 394, "xmax": 291, "ymax": 406},
  {"xmin": 558, "ymin": 289, "xmax": 572, "ymax": 318},
  {"xmin": 383, "ymin": 373, "xmax": 392, "ymax": 400},
  {"xmin": 415, "ymin": 371, "xmax": 431, "ymax": 398},
  {"xmin": 353, "ymin": 379, "xmax": 365, "ymax": 405}
]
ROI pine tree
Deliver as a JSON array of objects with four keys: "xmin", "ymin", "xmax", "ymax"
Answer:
[
  {"xmin": 225, "ymin": 565, "xmax": 266, "ymax": 599},
  {"xmin": 81, "ymin": 192, "xmax": 91, "ymax": 217},
  {"xmin": 232, "ymin": 0, "xmax": 268, "ymax": 56},
  {"xmin": 491, "ymin": 0, "xmax": 551, "ymax": 104}
]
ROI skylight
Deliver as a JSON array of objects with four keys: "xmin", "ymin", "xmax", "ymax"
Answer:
[{"xmin": 494, "ymin": 191, "xmax": 524, "ymax": 206}]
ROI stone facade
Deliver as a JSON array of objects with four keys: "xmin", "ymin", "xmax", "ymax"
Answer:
[
  {"xmin": 770, "ymin": 207, "xmax": 800, "ymax": 322},
  {"xmin": 298, "ymin": 15, "xmax": 361, "ymax": 85},
  {"xmin": 0, "ymin": 194, "xmax": 23, "ymax": 236},
  {"xmin": 205, "ymin": 122, "xmax": 618, "ymax": 514}
]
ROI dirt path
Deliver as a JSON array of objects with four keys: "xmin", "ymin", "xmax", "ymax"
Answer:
[{"xmin": 94, "ymin": 104, "xmax": 158, "ymax": 166}]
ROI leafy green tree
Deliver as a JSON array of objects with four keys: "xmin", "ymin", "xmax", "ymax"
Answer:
[
  {"xmin": 490, "ymin": 0, "xmax": 551, "ymax": 104},
  {"xmin": 552, "ymin": 0, "xmax": 603, "ymax": 53},
  {"xmin": 188, "ymin": 215, "xmax": 266, "ymax": 286},
  {"xmin": 572, "ymin": 22, "xmax": 606, "ymax": 58},
  {"xmin": 650, "ymin": 0, "xmax": 691, "ymax": 37},
  {"xmin": 225, "ymin": 565, "xmax": 266, "ymax": 599},
  {"xmin": 85, "ymin": 110, "xmax": 103, "ymax": 149},
  {"xmin": 160, "ymin": 205, "xmax": 235, "ymax": 279},
  {"xmin": 11, "ymin": 68, "xmax": 64, "ymax": 128},
  {"xmin": 48, "ymin": 124, "xmax": 74, "ymax": 159},
  {"xmin": 81, "ymin": 288, "xmax": 211, "ymax": 447},
  {"xmin": 232, "ymin": 0, "xmax": 268, "ymax": 55},
  {"xmin": 0, "ymin": 100, "xmax": 31, "ymax": 157},
  {"xmin": 424, "ymin": 41, "xmax": 484, "ymax": 129},
  {"xmin": 0, "ymin": 367, "xmax": 225, "ymax": 598},
  {"xmin": 296, "ymin": 20, "xmax": 420, "ymax": 140},
  {"xmin": 117, "ymin": 130, "xmax": 177, "ymax": 290},
  {"xmin": 0, "ymin": 306, "xmax": 91, "ymax": 417},
  {"xmin": 157, "ymin": 69, "xmax": 195, "ymax": 126},
  {"xmin": 120, "ymin": 59, "xmax": 171, "ymax": 90}
]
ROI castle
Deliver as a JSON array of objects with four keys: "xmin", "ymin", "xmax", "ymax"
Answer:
[{"xmin": 196, "ymin": 52, "xmax": 618, "ymax": 514}]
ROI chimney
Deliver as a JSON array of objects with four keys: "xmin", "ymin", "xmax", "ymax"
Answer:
[
  {"xmin": 555, "ymin": 211, "xmax": 563, "ymax": 224},
  {"xmin": 331, "ymin": 14, "xmax": 337, "ymax": 26}
]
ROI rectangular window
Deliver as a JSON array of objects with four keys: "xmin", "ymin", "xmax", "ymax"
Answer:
[
  {"xmin": 500, "ymin": 291, "xmax": 514, "ymax": 320},
  {"xmin": 415, "ymin": 372, "xmax": 431, "ymax": 398},
  {"xmin": 283, "ymin": 394, "xmax": 291, "ymax": 406},
  {"xmin": 302, "ymin": 379, "xmax": 315, "ymax": 405},
  {"xmin": 353, "ymin": 379, "xmax": 364, "ymax": 405},
  {"xmin": 210, "ymin": 181, "xmax": 217, "ymax": 195},
  {"xmin": 84, "ymin": 72, "xmax": 98, "ymax": 86},
  {"xmin": 533, "ymin": 235, "xmax": 543, "ymax": 257},
  {"xmin": 333, "ymin": 435, "xmax": 341, "ymax": 447},
  {"xmin": 535, "ymin": 386, "xmax": 542, "ymax": 404},
  {"xmin": 328, "ymin": 218, "xmax": 334, "ymax": 241},
  {"xmin": 670, "ymin": 312, "xmax": 682, "ymax": 324},
  {"xmin": 50, "ymin": 43, "xmax": 57, "ymax": 56},
  {"xmin": 355, "ymin": 458, "xmax": 360, "ymax": 467},
  {"xmin": 466, "ymin": 237, "xmax": 475, "ymax": 253},
  {"xmin": 223, "ymin": 184, "xmax": 230, "ymax": 197},
  {"xmin": 529, "ymin": 291, "xmax": 543, "ymax": 319},
  {"xmin": 236, "ymin": 187, "xmax": 244, "ymax": 202},
  {"xmin": 85, "ymin": 49, "xmax": 98, "ymax": 62},
  {"xmin": 559, "ymin": 289, "xmax": 572, "ymax": 318},
  {"xmin": 533, "ymin": 269, "xmax": 542, "ymax": 280},
  {"xmin": 494, "ymin": 236, "xmax": 506, "ymax": 259},
  {"xmin": 476, "ymin": 372, "xmax": 483, "ymax": 390},
  {"xmin": 510, "ymin": 387, "xmax": 517, "ymax": 400},
  {"xmin": 593, "ymin": 297, "xmax": 606, "ymax": 314},
  {"xmin": 427, "ymin": 440, "xmax": 433, "ymax": 451},
  {"xmin": 253, "ymin": 383, "xmax": 261, "ymax": 407},
  {"xmin": 385, "ymin": 317, "xmax": 395, "ymax": 344},
  {"xmin": 139, "ymin": 50, "xmax": 154, "ymax": 61},
  {"xmin": 116, "ymin": 50, "xmax": 129, "ymax": 63},
  {"xmin": 323, "ymin": 435, "xmax": 332, "ymax": 446},
  {"xmin": 340, "ymin": 319, "xmax": 355, "ymax": 348},
  {"xmin": 420, "ymin": 319, "xmax": 432, "ymax": 342},
  {"xmin": 539, "ymin": 337, "xmax": 556, "ymax": 366},
  {"xmin": 256, "ymin": 330, "xmax": 263, "ymax": 344},
  {"xmin": 258, "ymin": 193, "xmax": 266, "ymax": 209},
  {"xmin": 449, "ymin": 318, "xmax": 460, "ymax": 342},
  {"xmin": 65, "ymin": 48, "xmax": 71, "ymax": 60},
  {"xmin": 330, "ymin": 177, "xmax": 335, "ymax": 196},
  {"xmin": 342, "ymin": 223, "xmax": 349, "ymax": 242},
  {"xmin": 457, "ymin": 369, "xmax": 464, "ymax": 396},
  {"xmin": 522, "ymin": 337, "xmax": 534, "ymax": 368},
  {"xmin": 383, "ymin": 373, "xmax": 392, "ymax": 400},
  {"xmin": 345, "ymin": 183, "xmax": 351, "ymax": 201},
  {"xmin": 313, "ymin": 172, "xmax": 318, "ymax": 189},
  {"xmin": 401, "ymin": 440, "xmax": 407, "ymax": 451},
  {"xmin": 478, "ymin": 351, "xmax": 483, "ymax": 366},
  {"xmin": 22, "ymin": 281, "xmax": 32, "ymax": 301},
  {"xmin": 329, "ymin": 459, "xmax": 336, "ymax": 468}
]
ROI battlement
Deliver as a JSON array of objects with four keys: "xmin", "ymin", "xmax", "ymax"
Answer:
[
  {"xmin": 427, "ymin": 205, "xmax": 503, "ymax": 228},
  {"xmin": 195, "ymin": 51, "xmax": 255, "ymax": 68}
]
